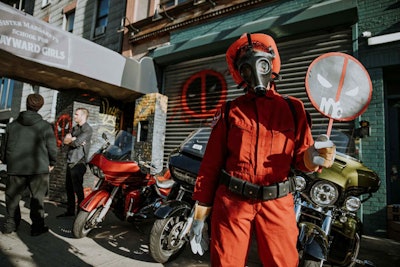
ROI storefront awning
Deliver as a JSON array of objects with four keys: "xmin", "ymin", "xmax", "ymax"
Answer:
[
  {"xmin": 153, "ymin": 0, "xmax": 357, "ymax": 65},
  {"xmin": 0, "ymin": 3, "xmax": 157, "ymax": 102}
]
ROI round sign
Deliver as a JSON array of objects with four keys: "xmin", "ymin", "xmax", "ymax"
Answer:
[{"xmin": 305, "ymin": 52, "xmax": 372, "ymax": 121}]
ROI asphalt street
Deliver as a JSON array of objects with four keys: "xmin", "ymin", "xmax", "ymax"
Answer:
[{"xmin": 0, "ymin": 181, "xmax": 399, "ymax": 267}]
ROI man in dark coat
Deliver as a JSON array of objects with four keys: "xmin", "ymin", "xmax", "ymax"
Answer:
[{"xmin": 1, "ymin": 93, "xmax": 57, "ymax": 236}]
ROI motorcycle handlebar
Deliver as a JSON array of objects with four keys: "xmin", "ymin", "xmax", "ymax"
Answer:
[{"xmin": 138, "ymin": 160, "xmax": 157, "ymax": 174}]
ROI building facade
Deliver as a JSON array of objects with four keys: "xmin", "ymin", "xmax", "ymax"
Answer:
[{"xmin": 120, "ymin": 0, "xmax": 400, "ymax": 237}]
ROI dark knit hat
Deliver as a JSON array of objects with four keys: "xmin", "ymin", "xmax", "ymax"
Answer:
[{"xmin": 26, "ymin": 93, "xmax": 44, "ymax": 112}]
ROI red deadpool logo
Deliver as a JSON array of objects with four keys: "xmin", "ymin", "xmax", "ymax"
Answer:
[{"xmin": 181, "ymin": 69, "xmax": 227, "ymax": 122}]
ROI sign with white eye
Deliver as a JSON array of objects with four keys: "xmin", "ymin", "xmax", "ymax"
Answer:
[{"xmin": 305, "ymin": 52, "xmax": 373, "ymax": 135}]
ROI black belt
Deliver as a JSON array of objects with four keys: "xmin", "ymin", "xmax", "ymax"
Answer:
[{"xmin": 221, "ymin": 170, "xmax": 295, "ymax": 201}]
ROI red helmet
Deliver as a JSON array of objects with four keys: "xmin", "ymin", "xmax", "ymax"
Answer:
[{"xmin": 226, "ymin": 33, "xmax": 281, "ymax": 86}]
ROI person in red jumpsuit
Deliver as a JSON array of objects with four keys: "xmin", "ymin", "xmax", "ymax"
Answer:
[{"xmin": 189, "ymin": 33, "xmax": 336, "ymax": 267}]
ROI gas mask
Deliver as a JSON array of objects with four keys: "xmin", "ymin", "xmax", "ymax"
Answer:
[{"xmin": 236, "ymin": 34, "xmax": 276, "ymax": 96}]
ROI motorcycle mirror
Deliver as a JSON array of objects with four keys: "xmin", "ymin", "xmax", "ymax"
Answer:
[
  {"xmin": 102, "ymin": 132, "xmax": 108, "ymax": 141},
  {"xmin": 305, "ymin": 52, "xmax": 373, "ymax": 137}
]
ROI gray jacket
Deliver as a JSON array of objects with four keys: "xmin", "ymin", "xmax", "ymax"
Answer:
[{"xmin": 66, "ymin": 122, "xmax": 92, "ymax": 164}]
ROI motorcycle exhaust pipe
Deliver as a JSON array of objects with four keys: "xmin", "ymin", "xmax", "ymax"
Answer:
[{"xmin": 354, "ymin": 259, "xmax": 375, "ymax": 267}]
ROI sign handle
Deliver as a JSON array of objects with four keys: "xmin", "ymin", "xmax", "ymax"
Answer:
[{"xmin": 326, "ymin": 118, "xmax": 333, "ymax": 137}]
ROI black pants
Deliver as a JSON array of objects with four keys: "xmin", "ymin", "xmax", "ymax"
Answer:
[
  {"xmin": 5, "ymin": 174, "xmax": 49, "ymax": 231},
  {"xmin": 65, "ymin": 163, "xmax": 87, "ymax": 214}
]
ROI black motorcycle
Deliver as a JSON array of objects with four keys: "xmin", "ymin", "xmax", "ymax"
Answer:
[{"xmin": 149, "ymin": 128, "xmax": 210, "ymax": 263}]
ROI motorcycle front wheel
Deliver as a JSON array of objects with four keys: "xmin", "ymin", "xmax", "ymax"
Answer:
[
  {"xmin": 298, "ymin": 254, "xmax": 322, "ymax": 267},
  {"xmin": 149, "ymin": 216, "xmax": 187, "ymax": 263},
  {"xmin": 73, "ymin": 207, "xmax": 104, "ymax": 238}
]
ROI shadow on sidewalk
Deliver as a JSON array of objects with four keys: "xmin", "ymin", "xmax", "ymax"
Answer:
[
  {"xmin": 0, "ymin": 198, "xmax": 92, "ymax": 267},
  {"xmin": 0, "ymin": 185, "xmax": 210, "ymax": 267},
  {"xmin": 73, "ymin": 210, "xmax": 211, "ymax": 266}
]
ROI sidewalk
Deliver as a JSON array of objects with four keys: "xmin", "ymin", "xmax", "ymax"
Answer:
[
  {"xmin": 1, "ymin": 182, "xmax": 399, "ymax": 267},
  {"xmin": 0, "ymin": 182, "xmax": 209, "ymax": 267}
]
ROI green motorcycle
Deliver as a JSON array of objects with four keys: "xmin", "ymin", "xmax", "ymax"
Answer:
[{"xmin": 295, "ymin": 130, "xmax": 381, "ymax": 267}]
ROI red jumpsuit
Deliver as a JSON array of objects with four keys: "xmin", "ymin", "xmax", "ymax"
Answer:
[{"xmin": 192, "ymin": 88, "xmax": 314, "ymax": 267}]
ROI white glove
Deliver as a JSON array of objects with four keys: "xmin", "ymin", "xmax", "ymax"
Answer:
[
  {"xmin": 304, "ymin": 134, "xmax": 336, "ymax": 171},
  {"xmin": 313, "ymin": 134, "xmax": 336, "ymax": 166},
  {"xmin": 189, "ymin": 219, "xmax": 209, "ymax": 255}
]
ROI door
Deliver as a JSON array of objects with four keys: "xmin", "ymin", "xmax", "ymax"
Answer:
[{"xmin": 386, "ymin": 66, "xmax": 400, "ymax": 204}]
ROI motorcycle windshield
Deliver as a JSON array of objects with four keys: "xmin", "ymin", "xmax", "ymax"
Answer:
[
  {"xmin": 103, "ymin": 130, "xmax": 134, "ymax": 161},
  {"xmin": 314, "ymin": 128, "xmax": 359, "ymax": 161},
  {"xmin": 180, "ymin": 127, "xmax": 212, "ymax": 158}
]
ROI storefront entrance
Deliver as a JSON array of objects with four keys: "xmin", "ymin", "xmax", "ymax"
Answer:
[{"xmin": 386, "ymin": 65, "xmax": 400, "ymax": 204}]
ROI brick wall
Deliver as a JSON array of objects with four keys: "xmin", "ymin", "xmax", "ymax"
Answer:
[
  {"xmin": 132, "ymin": 93, "xmax": 168, "ymax": 173},
  {"xmin": 357, "ymin": 0, "xmax": 400, "ymax": 236},
  {"xmin": 358, "ymin": 68, "xmax": 387, "ymax": 235},
  {"xmin": 49, "ymin": 102, "xmax": 73, "ymax": 203}
]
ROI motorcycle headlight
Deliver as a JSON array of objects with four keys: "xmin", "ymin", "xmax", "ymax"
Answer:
[
  {"xmin": 344, "ymin": 196, "xmax": 361, "ymax": 212},
  {"xmin": 90, "ymin": 165, "xmax": 105, "ymax": 179},
  {"xmin": 295, "ymin": 175, "xmax": 307, "ymax": 191},
  {"xmin": 170, "ymin": 166, "xmax": 197, "ymax": 186},
  {"xmin": 310, "ymin": 181, "xmax": 339, "ymax": 206}
]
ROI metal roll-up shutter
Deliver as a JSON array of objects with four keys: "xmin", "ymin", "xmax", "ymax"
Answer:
[
  {"xmin": 276, "ymin": 29, "xmax": 354, "ymax": 134},
  {"xmin": 162, "ymin": 28, "xmax": 353, "ymax": 164},
  {"xmin": 162, "ymin": 55, "xmax": 242, "ymax": 164}
]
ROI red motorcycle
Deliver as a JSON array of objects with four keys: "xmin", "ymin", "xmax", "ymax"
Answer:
[{"xmin": 73, "ymin": 130, "xmax": 174, "ymax": 238}]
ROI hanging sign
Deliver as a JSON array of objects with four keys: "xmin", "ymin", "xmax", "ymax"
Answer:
[{"xmin": 0, "ymin": 4, "xmax": 69, "ymax": 67}]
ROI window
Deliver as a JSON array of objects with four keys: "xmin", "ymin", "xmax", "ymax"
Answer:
[
  {"xmin": 160, "ymin": 0, "xmax": 188, "ymax": 8},
  {"xmin": 41, "ymin": 0, "xmax": 51, "ymax": 8},
  {"xmin": 63, "ymin": 1, "xmax": 76, "ymax": 33},
  {"xmin": 134, "ymin": 1, "xmax": 150, "ymax": 22},
  {"xmin": 138, "ymin": 120, "xmax": 149, "ymax": 142},
  {"xmin": 94, "ymin": 0, "xmax": 110, "ymax": 37},
  {"xmin": 8, "ymin": 0, "xmax": 24, "ymax": 11},
  {"xmin": 0, "ymin": 78, "xmax": 14, "ymax": 110},
  {"xmin": 65, "ymin": 11, "xmax": 75, "ymax": 33}
]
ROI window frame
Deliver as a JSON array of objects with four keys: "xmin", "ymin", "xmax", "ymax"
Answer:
[
  {"xmin": 64, "ymin": 10, "xmax": 75, "ymax": 33},
  {"xmin": 160, "ymin": 0, "xmax": 189, "ymax": 8},
  {"xmin": 41, "ymin": 0, "xmax": 51, "ymax": 8},
  {"xmin": 0, "ymin": 78, "xmax": 14, "ymax": 111},
  {"xmin": 93, "ymin": 0, "xmax": 110, "ymax": 37}
]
